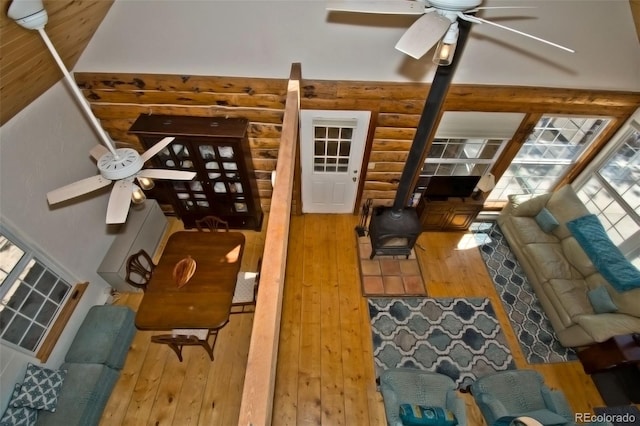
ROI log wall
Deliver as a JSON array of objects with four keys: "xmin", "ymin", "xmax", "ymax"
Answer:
[{"xmin": 75, "ymin": 72, "xmax": 640, "ymax": 212}]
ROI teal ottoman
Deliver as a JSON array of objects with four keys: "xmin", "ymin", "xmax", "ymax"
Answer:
[{"xmin": 64, "ymin": 305, "xmax": 136, "ymax": 370}]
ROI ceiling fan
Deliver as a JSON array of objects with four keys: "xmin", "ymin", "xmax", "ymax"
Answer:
[
  {"xmin": 7, "ymin": 0, "xmax": 197, "ymax": 224},
  {"xmin": 327, "ymin": 0, "xmax": 574, "ymax": 64}
]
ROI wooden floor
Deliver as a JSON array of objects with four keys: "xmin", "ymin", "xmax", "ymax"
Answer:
[{"xmin": 102, "ymin": 214, "xmax": 609, "ymax": 425}]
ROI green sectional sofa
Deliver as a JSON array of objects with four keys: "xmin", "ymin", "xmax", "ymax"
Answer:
[{"xmin": 1, "ymin": 305, "xmax": 136, "ymax": 426}]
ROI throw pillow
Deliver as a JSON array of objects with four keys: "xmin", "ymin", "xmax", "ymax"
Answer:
[
  {"xmin": 0, "ymin": 384, "xmax": 38, "ymax": 426},
  {"xmin": 12, "ymin": 363, "xmax": 66, "ymax": 412},
  {"xmin": 567, "ymin": 214, "xmax": 640, "ymax": 292},
  {"xmin": 587, "ymin": 285, "xmax": 618, "ymax": 314},
  {"xmin": 399, "ymin": 404, "xmax": 458, "ymax": 426},
  {"xmin": 535, "ymin": 208, "xmax": 560, "ymax": 233}
]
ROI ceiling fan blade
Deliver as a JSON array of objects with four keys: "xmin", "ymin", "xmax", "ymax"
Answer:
[
  {"xmin": 327, "ymin": 1, "xmax": 425, "ymax": 15},
  {"xmin": 461, "ymin": 14, "xmax": 575, "ymax": 53},
  {"xmin": 395, "ymin": 13, "xmax": 451, "ymax": 59},
  {"xmin": 106, "ymin": 180, "xmax": 133, "ymax": 224},
  {"xmin": 138, "ymin": 169, "xmax": 197, "ymax": 180},
  {"xmin": 47, "ymin": 175, "xmax": 112, "ymax": 205},
  {"xmin": 140, "ymin": 136, "xmax": 176, "ymax": 162},
  {"xmin": 89, "ymin": 144, "xmax": 109, "ymax": 161}
]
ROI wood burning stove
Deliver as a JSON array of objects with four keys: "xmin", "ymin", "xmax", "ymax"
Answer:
[{"xmin": 368, "ymin": 207, "xmax": 421, "ymax": 259}]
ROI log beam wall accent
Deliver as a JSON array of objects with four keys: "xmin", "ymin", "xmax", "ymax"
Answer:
[
  {"xmin": 75, "ymin": 73, "xmax": 640, "ymax": 211},
  {"xmin": 237, "ymin": 63, "xmax": 300, "ymax": 426}
]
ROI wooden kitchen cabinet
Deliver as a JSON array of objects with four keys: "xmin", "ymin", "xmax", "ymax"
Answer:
[{"xmin": 129, "ymin": 115, "xmax": 263, "ymax": 230}]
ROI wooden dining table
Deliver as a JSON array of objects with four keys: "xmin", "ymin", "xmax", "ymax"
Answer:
[{"xmin": 135, "ymin": 231, "xmax": 245, "ymax": 331}]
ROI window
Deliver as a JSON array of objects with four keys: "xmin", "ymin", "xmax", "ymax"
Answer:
[
  {"xmin": 0, "ymin": 230, "xmax": 71, "ymax": 354},
  {"xmin": 488, "ymin": 116, "xmax": 612, "ymax": 201},
  {"xmin": 414, "ymin": 137, "xmax": 508, "ymax": 194},
  {"xmin": 574, "ymin": 113, "xmax": 640, "ymax": 268}
]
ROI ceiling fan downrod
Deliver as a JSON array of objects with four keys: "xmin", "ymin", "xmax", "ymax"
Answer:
[{"xmin": 8, "ymin": 0, "xmax": 120, "ymax": 159}]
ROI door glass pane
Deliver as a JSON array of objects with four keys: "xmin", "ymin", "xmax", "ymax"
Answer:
[
  {"xmin": 488, "ymin": 116, "xmax": 611, "ymax": 201},
  {"xmin": 312, "ymin": 122, "xmax": 354, "ymax": 174}
]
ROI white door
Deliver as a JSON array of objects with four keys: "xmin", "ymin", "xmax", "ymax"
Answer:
[{"xmin": 300, "ymin": 110, "xmax": 371, "ymax": 213}]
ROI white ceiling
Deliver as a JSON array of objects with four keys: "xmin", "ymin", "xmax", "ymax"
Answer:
[{"xmin": 76, "ymin": 0, "xmax": 640, "ymax": 91}]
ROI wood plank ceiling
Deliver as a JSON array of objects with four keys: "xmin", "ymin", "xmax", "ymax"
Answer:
[
  {"xmin": 0, "ymin": 0, "xmax": 113, "ymax": 125},
  {"xmin": 1, "ymin": 0, "xmax": 639, "ymax": 127}
]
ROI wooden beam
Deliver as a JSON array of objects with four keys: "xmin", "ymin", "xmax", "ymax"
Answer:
[
  {"xmin": 631, "ymin": 0, "xmax": 640, "ymax": 43},
  {"xmin": 238, "ymin": 63, "xmax": 301, "ymax": 426}
]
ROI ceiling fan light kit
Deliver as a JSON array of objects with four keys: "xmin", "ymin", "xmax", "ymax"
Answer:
[
  {"xmin": 433, "ymin": 21, "xmax": 458, "ymax": 66},
  {"xmin": 8, "ymin": 0, "xmax": 197, "ymax": 224}
]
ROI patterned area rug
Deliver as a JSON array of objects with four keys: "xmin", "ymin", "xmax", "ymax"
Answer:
[
  {"xmin": 471, "ymin": 221, "xmax": 577, "ymax": 363},
  {"xmin": 368, "ymin": 297, "xmax": 515, "ymax": 389}
]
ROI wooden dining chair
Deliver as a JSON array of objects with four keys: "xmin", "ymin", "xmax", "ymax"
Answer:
[
  {"xmin": 231, "ymin": 257, "xmax": 262, "ymax": 314},
  {"xmin": 125, "ymin": 249, "xmax": 155, "ymax": 291},
  {"xmin": 194, "ymin": 215, "xmax": 229, "ymax": 232},
  {"xmin": 151, "ymin": 329, "xmax": 218, "ymax": 362}
]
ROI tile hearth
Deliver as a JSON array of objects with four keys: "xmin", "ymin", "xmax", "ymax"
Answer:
[{"xmin": 357, "ymin": 235, "xmax": 427, "ymax": 297}]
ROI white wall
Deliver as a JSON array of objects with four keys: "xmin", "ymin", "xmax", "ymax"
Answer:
[
  {"xmin": 76, "ymin": 0, "xmax": 640, "ymax": 91},
  {"xmin": 0, "ymin": 82, "xmax": 113, "ymax": 411}
]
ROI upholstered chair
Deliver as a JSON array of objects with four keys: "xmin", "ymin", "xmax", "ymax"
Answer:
[
  {"xmin": 379, "ymin": 368, "xmax": 467, "ymax": 426},
  {"xmin": 469, "ymin": 370, "xmax": 611, "ymax": 426}
]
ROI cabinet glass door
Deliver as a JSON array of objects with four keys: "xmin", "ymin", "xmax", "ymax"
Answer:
[
  {"xmin": 200, "ymin": 144, "xmax": 248, "ymax": 214},
  {"xmin": 154, "ymin": 142, "xmax": 210, "ymax": 212}
]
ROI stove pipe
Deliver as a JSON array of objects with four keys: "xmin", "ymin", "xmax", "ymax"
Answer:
[{"xmin": 391, "ymin": 17, "xmax": 473, "ymax": 216}]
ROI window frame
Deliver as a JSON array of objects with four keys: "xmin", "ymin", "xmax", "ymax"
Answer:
[
  {"xmin": 0, "ymin": 222, "xmax": 75, "ymax": 356},
  {"xmin": 487, "ymin": 114, "xmax": 613, "ymax": 201},
  {"xmin": 573, "ymin": 108, "xmax": 640, "ymax": 264}
]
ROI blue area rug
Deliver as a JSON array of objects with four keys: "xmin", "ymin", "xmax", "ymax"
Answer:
[
  {"xmin": 471, "ymin": 221, "xmax": 577, "ymax": 363},
  {"xmin": 368, "ymin": 297, "xmax": 515, "ymax": 389}
]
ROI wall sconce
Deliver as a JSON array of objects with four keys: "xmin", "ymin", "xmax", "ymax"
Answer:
[{"xmin": 131, "ymin": 184, "xmax": 147, "ymax": 205}]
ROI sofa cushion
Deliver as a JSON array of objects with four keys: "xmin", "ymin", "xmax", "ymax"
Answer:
[
  {"xmin": 567, "ymin": 214, "xmax": 640, "ymax": 292},
  {"xmin": 545, "ymin": 185, "xmax": 590, "ymax": 240},
  {"xmin": 509, "ymin": 217, "xmax": 558, "ymax": 245},
  {"xmin": 587, "ymin": 286, "xmax": 618, "ymax": 314},
  {"xmin": 12, "ymin": 364, "xmax": 66, "ymax": 412},
  {"xmin": 561, "ymin": 237, "xmax": 597, "ymax": 277},
  {"xmin": 547, "ymin": 279, "xmax": 593, "ymax": 324},
  {"xmin": 523, "ymin": 244, "xmax": 574, "ymax": 281},
  {"xmin": 0, "ymin": 384, "xmax": 38, "ymax": 426},
  {"xmin": 65, "ymin": 305, "xmax": 136, "ymax": 370},
  {"xmin": 35, "ymin": 363, "xmax": 120, "ymax": 426},
  {"xmin": 591, "ymin": 277, "xmax": 640, "ymax": 317},
  {"xmin": 535, "ymin": 208, "xmax": 559, "ymax": 233},
  {"xmin": 510, "ymin": 193, "xmax": 552, "ymax": 217},
  {"xmin": 574, "ymin": 314, "xmax": 640, "ymax": 342}
]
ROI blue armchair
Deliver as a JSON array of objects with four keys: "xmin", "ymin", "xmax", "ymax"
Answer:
[
  {"xmin": 379, "ymin": 368, "xmax": 467, "ymax": 426},
  {"xmin": 469, "ymin": 370, "xmax": 610, "ymax": 426}
]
